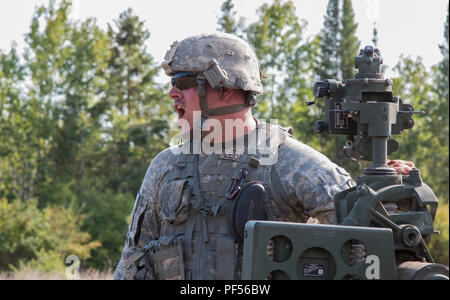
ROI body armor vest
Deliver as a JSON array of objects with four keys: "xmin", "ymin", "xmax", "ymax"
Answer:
[{"xmin": 151, "ymin": 122, "xmax": 290, "ymax": 280}]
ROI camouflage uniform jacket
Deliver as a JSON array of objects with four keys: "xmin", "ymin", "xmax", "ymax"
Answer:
[{"xmin": 113, "ymin": 121, "xmax": 354, "ymax": 280}]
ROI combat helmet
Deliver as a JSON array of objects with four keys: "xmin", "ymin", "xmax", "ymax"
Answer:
[{"xmin": 162, "ymin": 32, "xmax": 264, "ymax": 118}]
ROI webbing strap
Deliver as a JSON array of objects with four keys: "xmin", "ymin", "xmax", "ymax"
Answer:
[
  {"xmin": 192, "ymin": 154, "xmax": 201, "ymax": 200},
  {"xmin": 197, "ymin": 73, "xmax": 248, "ymax": 117},
  {"xmin": 192, "ymin": 154, "xmax": 208, "ymax": 214},
  {"xmin": 216, "ymin": 237, "xmax": 235, "ymax": 280},
  {"xmin": 184, "ymin": 215, "xmax": 196, "ymax": 268},
  {"xmin": 192, "ymin": 154, "xmax": 208, "ymax": 280},
  {"xmin": 197, "ymin": 75, "xmax": 209, "ymax": 118},
  {"xmin": 207, "ymin": 104, "xmax": 248, "ymax": 116}
]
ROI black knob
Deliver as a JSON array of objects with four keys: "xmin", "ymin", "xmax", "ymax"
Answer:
[
  {"xmin": 314, "ymin": 120, "xmax": 328, "ymax": 133},
  {"xmin": 313, "ymin": 80, "xmax": 331, "ymax": 98}
]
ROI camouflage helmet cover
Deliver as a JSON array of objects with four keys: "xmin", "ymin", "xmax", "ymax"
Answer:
[{"xmin": 162, "ymin": 32, "xmax": 263, "ymax": 94}]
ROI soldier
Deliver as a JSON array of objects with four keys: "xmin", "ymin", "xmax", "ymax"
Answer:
[{"xmin": 113, "ymin": 32, "xmax": 412, "ymax": 280}]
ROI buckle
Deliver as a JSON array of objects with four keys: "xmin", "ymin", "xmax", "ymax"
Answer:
[{"xmin": 226, "ymin": 168, "xmax": 249, "ymax": 200}]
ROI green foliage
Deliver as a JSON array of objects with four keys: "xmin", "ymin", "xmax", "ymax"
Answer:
[
  {"xmin": 338, "ymin": 0, "xmax": 360, "ymax": 80},
  {"xmin": 0, "ymin": 0, "xmax": 172, "ymax": 273},
  {"xmin": 245, "ymin": 1, "xmax": 314, "ymax": 123},
  {"xmin": 217, "ymin": 0, "xmax": 248, "ymax": 38},
  {"xmin": 435, "ymin": 4, "xmax": 449, "ymax": 151},
  {"xmin": 438, "ymin": 3, "xmax": 449, "ymax": 100},
  {"xmin": 79, "ymin": 9, "xmax": 171, "ymax": 269},
  {"xmin": 317, "ymin": 0, "xmax": 360, "ymax": 81},
  {"xmin": 313, "ymin": 0, "xmax": 362, "ymax": 175},
  {"xmin": 217, "ymin": 0, "xmax": 238, "ymax": 34},
  {"xmin": 0, "ymin": 45, "xmax": 31, "ymax": 201},
  {"xmin": 0, "ymin": 198, "xmax": 100, "ymax": 274},
  {"xmin": 317, "ymin": 0, "xmax": 340, "ymax": 80},
  {"xmin": 392, "ymin": 56, "xmax": 449, "ymax": 203},
  {"xmin": 428, "ymin": 204, "xmax": 449, "ymax": 265},
  {"xmin": 391, "ymin": 53, "xmax": 448, "ymax": 264},
  {"xmin": 0, "ymin": 0, "xmax": 448, "ymax": 275},
  {"xmin": 79, "ymin": 181, "xmax": 134, "ymax": 269}
]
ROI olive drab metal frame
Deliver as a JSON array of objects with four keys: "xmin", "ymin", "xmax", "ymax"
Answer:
[
  {"xmin": 242, "ymin": 46, "xmax": 449, "ymax": 280},
  {"xmin": 242, "ymin": 221, "xmax": 397, "ymax": 280}
]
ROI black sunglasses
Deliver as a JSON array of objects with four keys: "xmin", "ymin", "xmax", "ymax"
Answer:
[{"xmin": 171, "ymin": 72, "xmax": 198, "ymax": 90}]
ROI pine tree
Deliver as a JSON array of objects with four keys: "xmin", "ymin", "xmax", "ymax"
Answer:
[
  {"xmin": 393, "ymin": 55, "xmax": 448, "ymax": 203},
  {"xmin": 0, "ymin": 45, "xmax": 30, "ymax": 201},
  {"xmin": 314, "ymin": 0, "xmax": 362, "ymax": 172},
  {"xmin": 103, "ymin": 8, "xmax": 170, "ymax": 194},
  {"xmin": 432, "ymin": 3, "xmax": 449, "ymax": 202},
  {"xmin": 0, "ymin": 0, "xmax": 175, "ymax": 272},
  {"xmin": 81, "ymin": 9, "xmax": 172, "ymax": 269},
  {"xmin": 24, "ymin": 0, "xmax": 112, "ymax": 206},
  {"xmin": 437, "ymin": 4, "xmax": 449, "ymax": 103},
  {"xmin": 246, "ymin": 0, "xmax": 310, "ymax": 118},
  {"xmin": 316, "ymin": 0, "xmax": 360, "ymax": 81},
  {"xmin": 317, "ymin": 0, "xmax": 340, "ymax": 80},
  {"xmin": 217, "ymin": 0, "xmax": 238, "ymax": 34},
  {"xmin": 338, "ymin": 0, "xmax": 360, "ymax": 80}
]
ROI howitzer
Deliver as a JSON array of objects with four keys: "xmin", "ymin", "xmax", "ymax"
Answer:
[{"xmin": 242, "ymin": 46, "xmax": 448, "ymax": 280}]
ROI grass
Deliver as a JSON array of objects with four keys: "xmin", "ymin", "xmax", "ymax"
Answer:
[{"xmin": 0, "ymin": 268, "xmax": 114, "ymax": 280}]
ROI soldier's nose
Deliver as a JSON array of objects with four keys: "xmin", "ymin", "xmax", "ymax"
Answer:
[{"xmin": 169, "ymin": 86, "xmax": 182, "ymax": 100}]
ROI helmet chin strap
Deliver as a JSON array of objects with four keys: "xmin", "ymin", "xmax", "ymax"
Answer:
[{"xmin": 197, "ymin": 74, "xmax": 249, "ymax": 121}]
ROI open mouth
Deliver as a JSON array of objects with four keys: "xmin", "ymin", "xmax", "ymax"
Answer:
[{"xmin": 174, "ymin": 104, "xmax": 186, "ymax": 118}]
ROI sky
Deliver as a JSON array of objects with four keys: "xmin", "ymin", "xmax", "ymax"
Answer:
[{"xmin": 0, "ymin": 0, "xmax": 448, "ymax": 82}]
